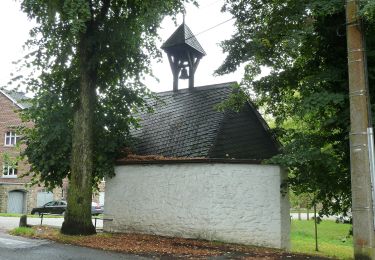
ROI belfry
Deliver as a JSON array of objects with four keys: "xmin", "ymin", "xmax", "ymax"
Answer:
[{"xmin": 161, "ymin": 20, "xmax": 206, "ymax": 91}]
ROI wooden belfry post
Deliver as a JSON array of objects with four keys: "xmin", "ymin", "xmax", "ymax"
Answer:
[{"xmin": 161, "ymin": 18, "xmax": 206, "ymax": 91}]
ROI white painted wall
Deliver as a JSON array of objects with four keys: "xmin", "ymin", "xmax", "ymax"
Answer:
[
  {"xmin": 104, "ymin": 163, "xmax": 290, "ymax": 249},
  {"xmin": 99, "ymin": 192, "xmax": 105, "ymax": 206}
]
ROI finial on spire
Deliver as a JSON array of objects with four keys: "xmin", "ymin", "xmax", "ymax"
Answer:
[{"xmin": 182, "ymin": 8, "xmax": 186, "ymax": 24}]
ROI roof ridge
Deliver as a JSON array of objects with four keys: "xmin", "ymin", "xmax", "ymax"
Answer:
[
  {"xmin": 154, "ymin": 82, "xmax": 237, "ymax": 96},
  {"xmin": 183, "ymin": 24, "xmax": 206, "ymax": 56}
]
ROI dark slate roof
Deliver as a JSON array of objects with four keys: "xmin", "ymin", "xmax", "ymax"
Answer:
[
  {"xmin": 131, "ymin": 82, "xmax": 279, "ymax": 160},
  {"xmin": 0, "ymin": 89, "xmax": 31, "ymax": 109},
  {"xmin": 161, "ymin": 23, "xmax": 206, "ymax": 57}
]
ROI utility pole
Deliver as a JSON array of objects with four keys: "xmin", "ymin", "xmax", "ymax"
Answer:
[{"xmin": 346, "ymin": 0, "xmax": 375, "ymax": 258}]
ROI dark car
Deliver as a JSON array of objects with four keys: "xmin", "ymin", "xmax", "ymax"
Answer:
[
  {"xmin": 91, "ymin": 202, "xmax": 104, "ymax": 216},
  {"xmin": 31, "ymin": 200, "xmax": 103, "ymax": 216},
  {"xmin": 31, "ymin": 200, "xmax": 67, "ymax": 215}
]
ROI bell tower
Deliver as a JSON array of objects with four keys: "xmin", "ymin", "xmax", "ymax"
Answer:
[{"xmin": 161, "ymin": 20, "xmax": 206, "ymax": 91}]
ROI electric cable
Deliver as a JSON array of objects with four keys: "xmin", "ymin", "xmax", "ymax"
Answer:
[{"xmin": 185, "ymin": 17, "xmax": 235, "ymax": 40}]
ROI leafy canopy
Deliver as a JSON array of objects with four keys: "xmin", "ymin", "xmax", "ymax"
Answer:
[
  {"xmin": 218, "ymin": 0, "xmax": 375, "ymax": 215},
  {"xmin": 17, "ymin": 0, "xmax": 194, "ymax": 189}
]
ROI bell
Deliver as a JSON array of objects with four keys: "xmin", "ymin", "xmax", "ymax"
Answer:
[{"xmin": 179, "ymin": 67, "xmax": 189, "ymax": 80}]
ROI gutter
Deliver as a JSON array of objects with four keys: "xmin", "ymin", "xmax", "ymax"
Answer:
[{"xmin": 116, "ymin": 158, "xmax": 263, "ymax": 165}]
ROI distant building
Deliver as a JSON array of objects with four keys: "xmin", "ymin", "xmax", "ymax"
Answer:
[{"xmin": 0, "ymin": 89, "xmax": 65, "ymax": 213}]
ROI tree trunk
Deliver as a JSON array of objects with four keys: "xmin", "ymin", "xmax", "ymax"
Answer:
[
  {"xmin": 61, "ymin": 32, "xmax": 96, "ymax": 235},
  {"xmin": 314, "ymin": 204, "xmax": 318, "ymax": 252}
]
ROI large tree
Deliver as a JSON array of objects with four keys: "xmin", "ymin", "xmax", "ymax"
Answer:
[
  {"xmin": 217, "ymin": 0, "xmax": 375, "ymax": 216},
  {"xmin": 18, "ymin": 0, "xmax": 192, "ymax": 235}
]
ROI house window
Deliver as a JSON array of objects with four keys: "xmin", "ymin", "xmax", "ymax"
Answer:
[
  {"xmin": 2, "ymin": 163, "xmax": 18, "ymax": 178},
  {"xmin": 4, "ymin": 131, "xmax": 19, "ymax": 146}
]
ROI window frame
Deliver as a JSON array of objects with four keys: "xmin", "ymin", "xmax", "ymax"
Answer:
[
  {"xmin": 2, "ymin": 162, "xmax": 18, "ymax": 178},
  {"xmin": 4, "ymin": 131, "xmax": 20, "ymax": 147}
]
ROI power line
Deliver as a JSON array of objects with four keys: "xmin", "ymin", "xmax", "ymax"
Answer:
[{"xmin": 186, "ymin": 17, "xmax": 235, "ymax": 40}]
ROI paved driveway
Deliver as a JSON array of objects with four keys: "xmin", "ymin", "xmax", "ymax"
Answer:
[
  {"xmin": 0, "ymin": 231, "xmax": 147, "ymax": 260},
  {"xmin": 0, "ymin": 216, "xmax": 102, "ymax": 231}
]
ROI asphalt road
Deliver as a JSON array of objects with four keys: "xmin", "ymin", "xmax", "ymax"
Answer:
[
  {"xmin": 0, "ymin": 231, "xmax": 148, "ymax": 260},
  {"xmin": 0, "ymin": 217, "xmax": 148, "ymax": 260}
]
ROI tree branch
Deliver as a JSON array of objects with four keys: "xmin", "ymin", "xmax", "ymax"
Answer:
[
  {"xmin": 96, "ymin": 0, "xmax": 111, "ymax": 26},
  {"xmin": 88, "ymin": 0, "xmax": 94, "ymax": 20}
]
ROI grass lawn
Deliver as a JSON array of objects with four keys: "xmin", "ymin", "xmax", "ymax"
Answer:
[
  {"xmin": 10, "ymin": 227, "xmax": 36, "ymax": 236},
  {"xmin": 0, "ymin": 213, "xmax": 62, "ymax": 218},
  {"xmin": 291, "ymin": 219, "xmax": 353, "ymax": 259}
]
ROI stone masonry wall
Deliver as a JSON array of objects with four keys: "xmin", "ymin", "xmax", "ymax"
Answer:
[
  {"xmin": 0, "ymin": 183, "xmax": 64, "ymax": 213},
  {"xmin": 104, "ymin": 163, "xmax": 290, "ymax": 249},
  {"xmin": 0, "ymin": 91, "xmax": 64, "ymax": 213},
  {"xmin": 0, "ymin": 91, "xmax": 32, "ymax": 184}
]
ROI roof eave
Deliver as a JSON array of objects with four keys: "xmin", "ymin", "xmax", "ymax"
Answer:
[
  {"xmin": 245, "ymin": 101, "xmax": 281, "ymax": 151},
  {"xmin": 116, "ymin": 158, "xmax": 263, "ymax": 165},
  {"xmin": 0, "ymin": 89, "xmax": 25, "ymax": 109},
  {"xmin": 161, "ymin": 23, "xmax": 206, "ymax": 56}
]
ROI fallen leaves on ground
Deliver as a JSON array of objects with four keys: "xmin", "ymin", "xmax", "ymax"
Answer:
[{"xmin": 24, "ymin": 226, "xmax": 329, "ymax": 259}]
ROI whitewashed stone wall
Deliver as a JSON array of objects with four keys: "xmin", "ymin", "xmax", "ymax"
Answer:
[{"xmin": 104, "ymin": 163, "xmax": 290, "ymax": 249}]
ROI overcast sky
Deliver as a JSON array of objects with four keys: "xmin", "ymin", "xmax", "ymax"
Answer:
[{"xmin": 0, "ymin": 0, "xmax": 244, "ymax": 93}]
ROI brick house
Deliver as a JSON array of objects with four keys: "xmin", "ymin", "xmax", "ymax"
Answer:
[{"xmin": 0, "ymin": 89, "xmax": 65, "ymax": 213}]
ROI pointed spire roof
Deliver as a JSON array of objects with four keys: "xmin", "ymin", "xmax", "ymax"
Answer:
[{"xmin": 161, "ymin": 23, "xmax": 206, "ymax": 58}]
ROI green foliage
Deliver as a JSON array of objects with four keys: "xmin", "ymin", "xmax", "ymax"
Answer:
[
  {"xmin": 361, "ymin": 1, "xmax": 375, "ymax": 21},
  {"xmin": 16, "ymin": 0, "xmax": 194, "ymax": 190},
  {"xmin": 10, "ymin": 227, "xmax": 36, "ymax": 237},
  {"xmin": 291, "ymin": 220, "xmax": 353, "ymax": 259},
  {"xmin": 289, "ymin": 192, "xmax": 314, "ymax": 209},
  {"xmin": 218, "ymin": 0, "xmax": 375, "ymax": 215},
  {"xmin": 214, "ymin": 82, "xmax": 249, "ymax": 112}
]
